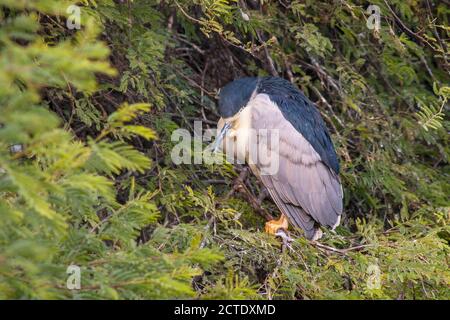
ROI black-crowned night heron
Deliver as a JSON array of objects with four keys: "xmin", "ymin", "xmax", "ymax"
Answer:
[{"xmin": 214, "ymin": 77, "xmax": 343, "ymax": 240}]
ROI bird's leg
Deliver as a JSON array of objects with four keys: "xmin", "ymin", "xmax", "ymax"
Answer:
[{"xmin": 265, "ymin": 213, "xmax": 289, "ymax": 235}]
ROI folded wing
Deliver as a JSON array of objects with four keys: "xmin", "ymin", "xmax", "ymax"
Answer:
[{"xmin": 248, "ymin": 94, "xmax": 343, "ymax": 239}]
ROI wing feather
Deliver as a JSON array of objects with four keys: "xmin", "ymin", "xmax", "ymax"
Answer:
[
  {"xmin": 259, "ymin": 174, "xmax": 318, "ymax": 239},
  {"xmin": 248, "ymin": 94, "xmax": 343, "ymax": 236}
]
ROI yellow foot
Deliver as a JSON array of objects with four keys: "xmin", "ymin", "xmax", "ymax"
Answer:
[{"xmin": 265, "ymin": 214, "xmax": 289, "ymax": 235}]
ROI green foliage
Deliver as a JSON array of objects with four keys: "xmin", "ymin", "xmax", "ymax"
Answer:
[
  {"xmin": 0, "ymin": 1, "xmax": 223, "ymax": 299},
  {"xmin": 417, "ymin": 84, "xmax": 448, "ymax": 131},
  {"xmin": 0, "ymin": 0, "xmax": 448, "ymax": 300}
]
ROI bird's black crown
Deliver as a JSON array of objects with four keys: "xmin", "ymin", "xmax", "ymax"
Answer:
[{"xmin": 218, "ymin": 77, "xmax": 259, "ymax": 118}]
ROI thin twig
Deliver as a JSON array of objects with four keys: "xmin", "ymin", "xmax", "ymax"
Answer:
[{"xmin": 311, "ymin": 241, "xmax": 375, "ymax": 255}]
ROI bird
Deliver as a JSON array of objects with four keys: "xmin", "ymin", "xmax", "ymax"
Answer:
[{"xmin": 213, "ymin": 76, "xmax": 343, "ymax": 240}]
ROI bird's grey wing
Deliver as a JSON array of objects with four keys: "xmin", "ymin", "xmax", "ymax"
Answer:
[
  {"xmin": 248, "ymin": 94, "xmax": 343, "ymax": 236},
  {"xmin": 255, "ymin": 170, "xmax": 319, "ymax": 240}
]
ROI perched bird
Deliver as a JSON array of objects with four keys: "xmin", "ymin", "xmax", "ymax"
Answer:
[{"xmin": 213, "ymin": 77, "xmax": 343, "ymax": 240}]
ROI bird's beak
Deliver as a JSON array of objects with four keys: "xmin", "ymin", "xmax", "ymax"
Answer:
[{"xmin": 212, "ymin": 122, "xmax": 231, "ymax": 153}]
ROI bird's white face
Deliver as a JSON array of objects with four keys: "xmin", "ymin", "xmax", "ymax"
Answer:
[{"xmin": 214, "ymin": 104, "xmax": 253, "ymax": 164}]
